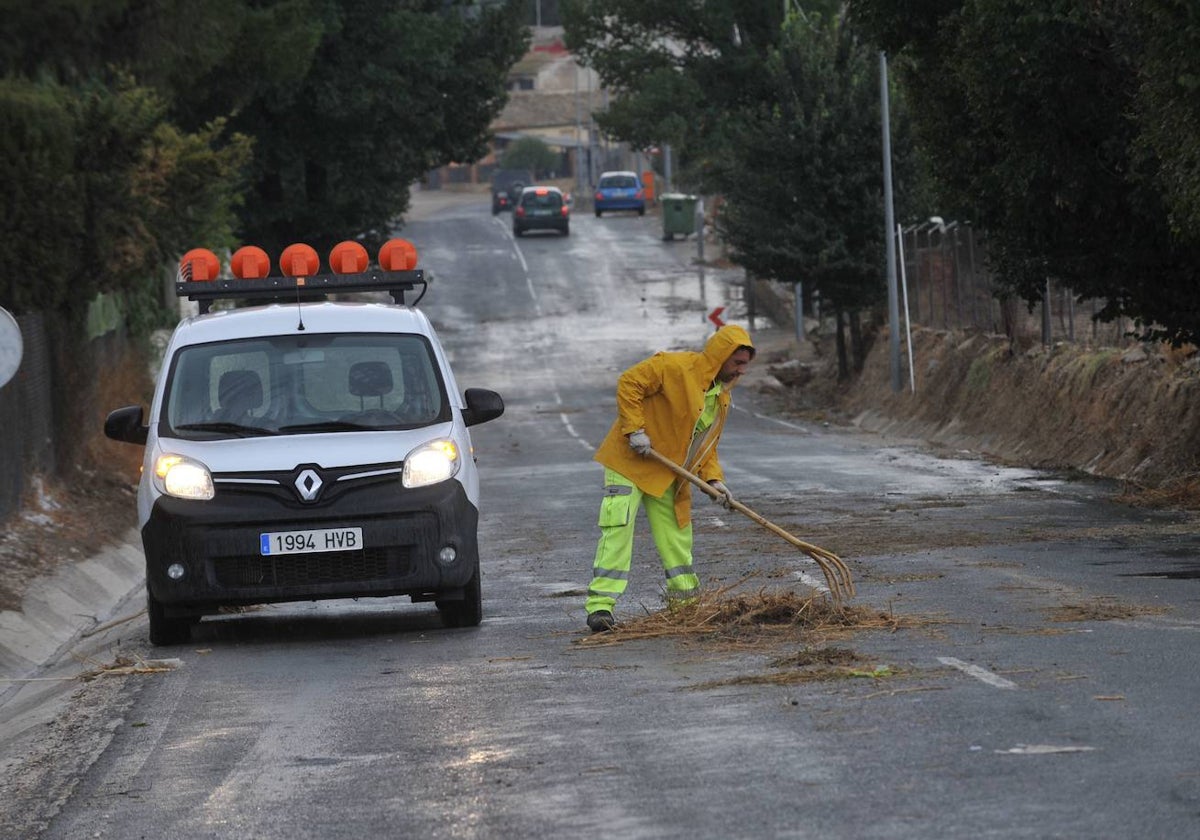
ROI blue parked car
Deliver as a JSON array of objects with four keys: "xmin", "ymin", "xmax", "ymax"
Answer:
[{"xmin": 594, "ymin": 171, "xmax": 646, "ymax": 217}]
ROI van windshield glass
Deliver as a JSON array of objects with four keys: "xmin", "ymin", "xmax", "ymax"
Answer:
[{"xmin": 163, "ymin": 333, "xmax": 449, "ymax": 439}]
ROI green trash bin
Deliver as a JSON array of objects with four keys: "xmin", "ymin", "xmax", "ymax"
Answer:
[{"xmin": 661, "ymin": 193, "xmax": 698, "ymax": 240}]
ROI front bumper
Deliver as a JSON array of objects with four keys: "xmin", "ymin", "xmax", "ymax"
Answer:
[{"xmin": 142, "ymin": 477, "xmax": 479, "ymax": 613}]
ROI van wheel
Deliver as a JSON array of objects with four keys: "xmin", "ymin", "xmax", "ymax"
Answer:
[
  {"xmin": 147, "ymin": 590, "xmax": 193, "ymax": 646},
  {"xmin": 437, "ymin": 563, "xmax": 482, "ymax": 628}
]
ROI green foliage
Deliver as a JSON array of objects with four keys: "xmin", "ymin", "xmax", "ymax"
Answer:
[
  {"xmin": 122, "ymin": 268, "xmax": 179, "ymax": 339},
  {"xmin": 1, "ymin": 74, "xmax": 237, "ymax": 320},
  {"xmin": 0, "ymin": 77, "xmax": 80, "ymax": 314},
  {"xmin": 716, "ymin": 11, "xmax": 903, "ymax": 317},
  {"xmin": 848, "ymin": 0, "xmax": 1200, "ymax": 346},
  {"xmin": 230, "ymin": 0, "xmax": 530, "ymax": 255},
  {"xmin": 134, "ymin": 118, "xmax": 253, "ymax": 259},
  {"xmin": 500, "ymin": 136, "xmax": 560, "ymax": 176},
  {"xmin": 64, "ymin": 77, "xmax": 250, "ymax": 319},
  {"xmin": 565, "ymin": 0, "xmax": 918, "ymax": 378},
  {"xmin": 3, "ymin": 0, "xmax": 529, "ymax": 321},
  {"xmin": 1131, "ymin": 1, "xmax": 1200, "ymax": 244},
  {"xmin": 965, "ymin": 355, "xmax": 991, "ymax": 394},
  {"xmin": 563, "ymin": 0, "xmax": 792, "ymax": 190}
]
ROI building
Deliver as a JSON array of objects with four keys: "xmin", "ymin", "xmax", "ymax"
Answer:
[{"xmin": 427, "ymin": 27, "xmax": 641, "ymax": 192}]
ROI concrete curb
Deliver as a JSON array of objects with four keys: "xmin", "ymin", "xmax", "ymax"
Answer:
[{"xmin": 0, "ymin": 531, "xmax": 144, "ymax": 697}]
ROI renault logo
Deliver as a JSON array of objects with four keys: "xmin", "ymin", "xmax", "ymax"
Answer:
[{"xmin": 294, "ymin": 468, "xmax": 323, "ymax": 502}]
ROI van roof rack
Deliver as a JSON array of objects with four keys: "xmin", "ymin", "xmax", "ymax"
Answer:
[{"xmin": 177, "ymin": 269, "xmax": 426, "ymax": 315}]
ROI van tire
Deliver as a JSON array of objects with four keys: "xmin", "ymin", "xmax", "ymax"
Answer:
[
  {"xmin": 148, "ymin": 590, "xmax": 193, "ymax": 646},
  {"xmin": 437, "ymin": 563, "xmax": 482, "ymax": 628}
]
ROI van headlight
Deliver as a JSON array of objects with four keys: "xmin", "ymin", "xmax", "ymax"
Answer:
[
  {"xmin": 403, "ymin": 439, "xmax": 460, "ymax": 488},
  {"xmin": 153, "ymin": 454, "xmax": 215, "ymax": 500}
]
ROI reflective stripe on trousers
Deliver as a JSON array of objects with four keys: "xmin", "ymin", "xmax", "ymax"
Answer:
[{"xmin": 585, "ymin": 468, "xmax": 700, "ymax": 615}]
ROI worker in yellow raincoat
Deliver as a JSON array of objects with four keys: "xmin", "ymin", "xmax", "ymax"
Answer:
[{"xmin": 585, "ymin": 325, "xmax": 756, "ymax": 632}]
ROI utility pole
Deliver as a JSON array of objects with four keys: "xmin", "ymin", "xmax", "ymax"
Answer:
[
  {"xmin": 574, "ymin": 61, "xmax": 584, "ymax": 194},
  {"xmin": 880, "ymin": 52, "xmax": 901, "ymax": 393}
]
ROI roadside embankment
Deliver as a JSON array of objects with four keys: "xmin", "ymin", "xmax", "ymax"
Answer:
[{"xmin": 750, "ymin": 278, "xmax": 1200, "ymax": 498}]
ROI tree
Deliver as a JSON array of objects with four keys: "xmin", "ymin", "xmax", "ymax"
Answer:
[
  {"xmin": 1, "ymin": 75, "xmax": 250, "ymax": 319},
  {"xmin": 229, "ymin": 0, "xmax": 529, "ymax": 256},
  {"xmin": 565, "ymin": 1, "xmax": 917, "ymax": 375},
  {"xmin": 2, "ymin": 0, "xmax": 527, "ymax": 473},
  {"xmin": 1130, "ymin": 1, "xmax": 1200, "ymax": 245},
  {"xmin": 848, "ymin": 0, "xmax": 1200, "ymax": 346},
  {"xmin": 501, "ymin": 135, "xmax": 560, "ymax": 177},
  {"xmin": 563, "ymin": 0, "xmax": 794, "ymax": 191},
  {"xmin": 717, "ymin": 9, "xmax": 912, "ymax": 379},
  {"xmin": 0, "ymin": 78, "xmax": 81, "ymax": 315},
  {"xmin": 4, "ymin": 0, "xmax": 531, "ymax": 279}
]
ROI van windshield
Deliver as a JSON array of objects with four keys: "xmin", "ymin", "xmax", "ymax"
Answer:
[{"xmin": 162, "ymin": 333, "xmax": 450, "ymax": 439}]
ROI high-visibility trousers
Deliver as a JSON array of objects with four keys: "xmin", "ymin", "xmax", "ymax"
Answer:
[{"xmin": 585, "ymin": 468, "xmax": 700, "ymax": 615}]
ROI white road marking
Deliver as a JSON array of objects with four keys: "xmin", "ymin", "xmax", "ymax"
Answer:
[
  {"xmin": 994, "ymin": 745, "xmax": 1096, "ymax": 755},
  {"xmin": 1113, "ymin": 618, "xmax": 1200, "ymax": 632},
  {"xmin": 735, "ymin": 405, "xmax": 812, "ymax": 433},
  {"xmin": 938, "ymin": 656, "xmax": 1018, "ymax": 690},
  {"xmin": 551, "ymin": 390, "xmax": 594, "ymax": 451},
  {"xmin": 501, "ymin": 220, "xmax": 539, "ymax": 315},
  {"xmin": 560, "ymin": 413, "xmax": 593, "ymax": 451}
]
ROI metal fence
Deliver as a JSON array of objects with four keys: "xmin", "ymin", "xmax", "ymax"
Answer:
[
  {"xmin": 898, "ymin": 222, "xmax": 1136, "ymax": 347},
  {"xmin": 0, "ymin": 312, "xmax": 56, "ymax": 521}
]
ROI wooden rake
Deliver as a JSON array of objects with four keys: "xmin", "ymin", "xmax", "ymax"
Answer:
[{"xmin": 646, "ymin": 448, "xmax": 855, "ymax": 604}]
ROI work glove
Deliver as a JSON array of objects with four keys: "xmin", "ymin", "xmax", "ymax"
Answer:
[
  {"xmin": 628, "ymin": 429, "xmax": 652, "ymax": 455},
  {"xmin": 708, "ymin": 480, "xmax": 734, "ymax": 509}
]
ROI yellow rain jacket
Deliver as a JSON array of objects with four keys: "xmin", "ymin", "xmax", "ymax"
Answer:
[{"xmin": 594, "ymin": 325, "xmax": 755, "ymax": 527}]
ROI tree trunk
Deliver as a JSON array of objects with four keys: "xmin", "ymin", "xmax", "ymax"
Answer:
[
  {"xmin": 835, "ymin": 308, "xmax": 849, "ymax": 383},
  {"xmin": 849, "ymin": 310, "xmax": 865, "ymax": 374}
]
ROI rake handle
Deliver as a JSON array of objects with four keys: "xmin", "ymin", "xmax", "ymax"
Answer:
[
  {"xmin": 644, "ymin": 447, "xmax": 853, "ymax": 599},
  {"xmin": 645, "ymin": 449, "xmax": 825, "ymax": 553}
]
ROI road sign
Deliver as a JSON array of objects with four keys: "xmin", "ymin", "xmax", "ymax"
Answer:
[
  {"xmin": 707, "ymin": 306, "xmax": 726, "ymax": 328},
  {"xmin": 0, "ymin": 307, "xmax": 22, "ymax": 389}
]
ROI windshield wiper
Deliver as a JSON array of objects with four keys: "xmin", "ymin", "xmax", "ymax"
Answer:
[
  {"xmin": 174, "ymin": 422, "xmax": 280, "ymax": 437},
  {"xmin": 276, "ymin": 420, "xmax": 377, "ymax": 432}
]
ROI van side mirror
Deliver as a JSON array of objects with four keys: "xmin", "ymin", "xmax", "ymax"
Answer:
[
  {"xmin": 461, "ymin": 388, "xmax": 504, "ymax": 427},
  {"xmin": 104, "ymin": 405, "xmax": 149, "ymax": 445}
]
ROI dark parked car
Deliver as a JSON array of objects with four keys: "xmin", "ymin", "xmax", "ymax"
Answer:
[
  {"xmin": 513, "ymin": 186, "xmax": 569, "ymax": 237},
  {"xmin": 594, "ymin": 170, "xmax": 646, "ymax": 217},
  {"xmin": 491, "ymin": 169, "xmax": 533, "ymax": 214}
]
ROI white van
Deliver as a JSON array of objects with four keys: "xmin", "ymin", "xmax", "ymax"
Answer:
[{"xmin": 104, "ymin": 240, "xmax": 504, "ymax": 644}]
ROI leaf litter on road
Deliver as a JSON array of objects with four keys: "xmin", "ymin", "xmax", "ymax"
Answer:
[{"xmin": 575, "ymin": 575, "xmax": 952, "ymax": 689}]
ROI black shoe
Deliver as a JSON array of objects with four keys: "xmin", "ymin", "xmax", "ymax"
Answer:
[{"xmin": 587, "ymin": 610, "xmax": 615, "ymax": 633}]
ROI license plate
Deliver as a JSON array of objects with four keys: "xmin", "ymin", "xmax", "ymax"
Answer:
[{"xmin": 260, "ymin": 527, "xmax": 363, "ymax": 556}]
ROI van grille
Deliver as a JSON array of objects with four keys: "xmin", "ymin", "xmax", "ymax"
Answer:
[{"xmin": 213, "ymin": 547, "xmax": 409, "ymax": 589}]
